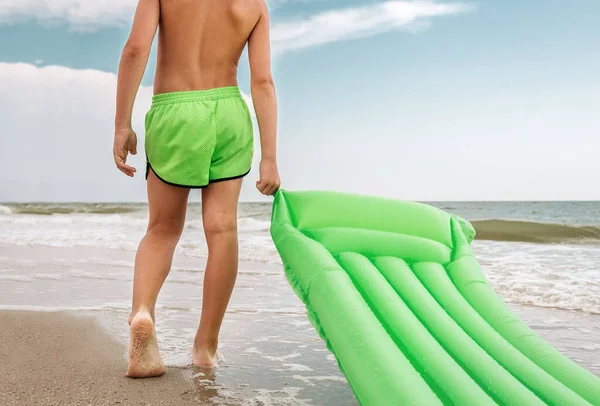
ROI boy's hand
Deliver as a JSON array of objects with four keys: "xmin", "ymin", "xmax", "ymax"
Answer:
[
  {"xmin": 113, "ymin": 127, "xmax": 138, "ymax": 177},
  {"xmin": 256, "ymin": 158, "xmax": 281, "ymax": 196}
]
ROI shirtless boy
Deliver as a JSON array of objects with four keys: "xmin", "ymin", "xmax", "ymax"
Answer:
[{"xmin": 113, "ymin": 0, "xmax": 280, "ymax": 378}]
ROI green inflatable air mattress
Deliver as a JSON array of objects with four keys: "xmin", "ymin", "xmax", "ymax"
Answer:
[{"xmin": 270, "ymin": 189, "xmax": 600, "ymax": 406}]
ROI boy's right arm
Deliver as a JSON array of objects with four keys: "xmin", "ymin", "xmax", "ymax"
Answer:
[{"xmin": 248, "ymin": 0, "xmax": 281, "ymax": 196}]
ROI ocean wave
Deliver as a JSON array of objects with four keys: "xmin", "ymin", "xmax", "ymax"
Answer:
[
  {"xmin": 7, "ymin": 203, "xmax": 142, "ymax": 215},
  {"xmin": 239, "ymin": 217, "xmax": 271, "ymax": 232},
  {"xmin": 1, "ymin": 213, "xmax": 271, "ymax": 231},
  {"xmin": 472, "ymin": 220, "xmax": 600, "ymax": 244},
  {"xmin": 184, "ymin": 217, "xmax": 271, "ymax": 233},
  {"xmin": 475, "ymin": 242, "xmax": 600, "ymax": 314},
  {"xmin": 491, "ymin": 277, "xmax": 600, "ymax": 315},
  {"xmin": 0, "ymin": 213, "xmax": 148, "ymax": 226},
  {"xmin": 0, "ymin": 234, "xmax": 282, "ymax": 264}
]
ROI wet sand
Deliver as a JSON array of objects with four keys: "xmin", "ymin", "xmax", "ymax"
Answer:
[{"xmin": 0, "ymin": 310, "xmax": 199, "ymax": 406}]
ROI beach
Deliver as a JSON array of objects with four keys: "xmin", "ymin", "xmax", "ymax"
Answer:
[
  {"xmin": 0, "ymin": 310, "xmax": 199, "ymax": 406},
  {"xmin": 0, "ymin": 245, "xmax": 357, "ymax": 405},
  {"xmin": 1, "ymin": 201, "xmax": 599, "ymax": 405}
]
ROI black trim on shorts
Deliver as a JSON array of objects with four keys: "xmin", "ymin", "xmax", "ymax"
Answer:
[
  {"xmin": 208, "ymin": 168, "xmax": 252, "ymax": 185},
  {"xmin": 146, "ymin": 162, "xmax": 207, "ymax": 189},
  {"xmin": 146, "ymin": 162, "xmax": 251, "ymax": 189}
]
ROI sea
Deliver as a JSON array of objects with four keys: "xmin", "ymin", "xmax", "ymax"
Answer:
[{"xmin": 0, "ymin": 201, "xmax": 599, "ymax": 405}]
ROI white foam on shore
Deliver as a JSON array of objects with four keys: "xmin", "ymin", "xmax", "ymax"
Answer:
[
  {"xmin": 0, "ymin": 304, "xmax": 127, "ymax": 312},
  {"xmin": 291, "ymin": 375, "xmax": 347, "ymax": 387},
  {"xmin": 0, "ymin": 213, "xmax": 268, "ymax": 231},
  {"xmin": 0, "ymin": 212, "xmax": 281, "ymax": 263},
  {"xmin": 1, "ymin": 210, "xmax": 600, "ymax": 314},
  {"xmin": 0, "ymin": 271, "xmax": 66, "ymax": 282},
  {"xmin": 214, "ymin": 387, "xmax": 312, "ymax": 406},
  {"xmin": 273, "ymin": 363, "xmax": 314, "ymax": 372},
  {"xmin": 263, "ymin": 353, "xmax": 302, "ymax": 362},
  {"xmin": 0, "ymin": 274, "xmax": 35, "ymax": 282},
  {"xmin": 239, "ymin": 217, "xmax": 271, "ymax": 232},
  {"xmin": 69, "ymin": 268, "xmax": 130, "ymax": 281},
  {"xmin": 0, "ymin": 302, "xmax": 196, "ymax": 313},
  {"xmin": 229, "ymin": 308, "xmax": 305, "ymax": 316},
  {"xmin": 475, "ymin": 241, "xmax": 600, "ymax": 314}
]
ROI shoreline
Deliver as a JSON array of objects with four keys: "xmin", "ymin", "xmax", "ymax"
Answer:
[
  {"xmin": 0, "ymin": 243, "xmax": 598, "ymax": 404},
  {"xmin": 1, "ymin": 243, "xmax": 598, "ymax": 317}
]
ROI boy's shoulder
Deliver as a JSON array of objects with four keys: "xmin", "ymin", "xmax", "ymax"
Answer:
[{"xmin": 231, "ymin": 0, "xmax": 269, "ymax": 15}]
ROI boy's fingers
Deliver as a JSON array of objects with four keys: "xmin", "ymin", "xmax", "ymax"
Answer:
[
  {"xmin": 258, "ymin": 181, "xmax": 271, "ymax": 196},
  {"xmin": 263, "ymin": 183, "xmax": 277, "ymax": 196},
  {"xmin": 258, "ymin": 177, "xmax": 282, "ymax": 195},
  {"xmin": 117, "ymin": 162, "xmax": 136, "ymax": 173},
  {"xmin": 115, "ymin": 152, "xmax": 134, "ymax": 168},
  {"xmin": 117, "ymin": 166, "xmax": 133, "ymax": 177},
  {"xmin": 115, "ymin": 154, "xmax": 136, "ymax": 175},
  {"xmin": 114, "ymin": 145, "xmax": 136, "ymax": 176},
  {"xmin": 114, "ymin": 152, "xmax": 126, "ymax": 163}
]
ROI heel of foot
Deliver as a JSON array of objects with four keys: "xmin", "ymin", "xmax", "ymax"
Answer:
[
  {"xmin": 192, "ymin": 348, "xmax": 221, "ymax": 368},
  {"xmin": 130, "ymin": 316, "xmax": 153, "ymax": 348},
  {"xmin": 127, "ymin": 314, "xmax": 165, "ymax": 378}
]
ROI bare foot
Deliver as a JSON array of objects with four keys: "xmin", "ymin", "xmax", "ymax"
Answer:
[
  {"xmin": 126, "ymin": 312, "xmax": 165, "ymax": 378},
  {"xmin": 192, "ymin": 344, "xmax": 220, "ymax": 368}
]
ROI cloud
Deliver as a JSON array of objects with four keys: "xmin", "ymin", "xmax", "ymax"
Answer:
[
  {"xmin": 271, "ymin": 1, "xmax": 474, "ymax": 53},
  {"xmin": 0, "ymin": 0, "xmax": 286, "ymax": 30},
  {"xmin": 0, "ymin": 62, "xmax": 255, "ymax": 202},
  {"xmin": 0, "ymin": 0, "xmax": 137, "ymax": 30},
  {"xmin": 0, "ymin": 0, "xmax": 473, "ymax": 45}
]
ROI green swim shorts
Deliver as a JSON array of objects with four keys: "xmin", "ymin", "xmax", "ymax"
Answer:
[{"xmin": 144, "ymin": 86, "xmax": 254, "ymax": 188}]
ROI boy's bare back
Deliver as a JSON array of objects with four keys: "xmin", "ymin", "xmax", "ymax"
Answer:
[{"xmin": 154, "ymin": 0, "xmax": 264, "ymax": 94}]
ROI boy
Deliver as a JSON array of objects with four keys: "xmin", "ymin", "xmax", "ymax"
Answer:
[{"xmin": 113, "ymin": 0, "xmax": 280, "ymax": 378}]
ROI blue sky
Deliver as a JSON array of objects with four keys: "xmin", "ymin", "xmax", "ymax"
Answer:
[{"xmin": 0, "ymin": 0, "xmax": 598, "ymax": 202}]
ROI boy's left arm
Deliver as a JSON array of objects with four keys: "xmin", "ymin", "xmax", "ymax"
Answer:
[{"xmin": 113, "ymin": 0, "xmax": 159, "ymax": 177}]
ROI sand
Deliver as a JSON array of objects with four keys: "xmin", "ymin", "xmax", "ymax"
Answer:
[{"xmin": 0, "ymin": 311, "xmax": 201, "ymax": 406}]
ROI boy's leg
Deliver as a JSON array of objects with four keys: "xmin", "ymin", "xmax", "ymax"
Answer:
[
  {"xmin": 193, "ymin": 178, "xmax": 243, "ymax": 366},
  {"xmin": 127, "ymin": 169, "xmax": 190, "ymax": 378}
]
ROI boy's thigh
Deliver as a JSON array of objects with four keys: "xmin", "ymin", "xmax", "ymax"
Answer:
[{"xmin": 146, "ymin": 169, "xmax": 190, "ymax": 228}]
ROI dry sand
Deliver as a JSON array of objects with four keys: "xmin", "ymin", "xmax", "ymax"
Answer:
[{"xmin": 0, "ymin": 311, "xmax": 202, "ymax": 406}]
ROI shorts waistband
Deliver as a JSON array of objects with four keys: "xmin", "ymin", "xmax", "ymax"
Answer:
[{"xmin": 151, "ymin": 86, "xmax": 242, "ymax": 107}]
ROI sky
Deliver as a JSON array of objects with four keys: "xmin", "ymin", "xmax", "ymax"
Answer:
[{"xmin": 0, "ymin": 0, "xmax": 599, "ymax": 202}]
